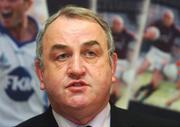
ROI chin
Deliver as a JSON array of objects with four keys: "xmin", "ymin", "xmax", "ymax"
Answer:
[
  {"xmin": 69, "ymin": 97, "xmax": 90, "ymax": 108},
  {"xmin": 73, "ymin": 103, "xmax": 88, "ymax": 109}
]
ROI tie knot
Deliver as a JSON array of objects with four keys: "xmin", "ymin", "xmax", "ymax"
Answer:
[
  {"xmin": 80, "ymin": 125, "xmax": 92, "ymax": 127},
  {"xmin": 78, "ymin": 125, "xmax": 91, "ymax": 127}
]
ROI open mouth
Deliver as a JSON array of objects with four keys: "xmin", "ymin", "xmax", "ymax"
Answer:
[
  {"xmin": 67, "ymin": 81, "xmax": 88, "ymax": 87},
  {"xmin": 66, "ymin": 80, "xmax": 89, "ymax": 92},
  {"xmin": 1, "ymin": 11, "xmax": 13, "ymax": 19},
  {"xmin": 70, "ymin": 83, "xmax": 85, "ymax": 87}
]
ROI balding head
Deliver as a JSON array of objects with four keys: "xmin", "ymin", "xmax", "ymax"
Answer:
[
  {"xmin": 162, "ymin": 9, "xmax": 174, "ymax": 27},
  {"xmin": 144, "ymin": 26, "xmax": 160, "ymax": 41},
  {"xmin": 111, "ymin": 15, "xmax": 124, "ymax": 33}
]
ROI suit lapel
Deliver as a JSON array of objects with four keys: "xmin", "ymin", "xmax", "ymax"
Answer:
[
  {"xmin": 42, "ymin": 106, "xmax": 59, "ymax": 127},
  {"xmin": 110, "ymin": 105, "xmax": 131, "ymax": 127}
]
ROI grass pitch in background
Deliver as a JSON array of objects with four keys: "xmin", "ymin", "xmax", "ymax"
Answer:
[
  {"xmin": 116, "ymin": 71, "xmax": 180, "ymax": 113},
  {"xmin": 131, "ymin": 72, "xmax": 180, "ymax": 113}
]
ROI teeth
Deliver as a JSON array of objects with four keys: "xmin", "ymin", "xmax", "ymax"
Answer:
[
  {"xmin": 2, "ymin": 10, "xmax": 11, "ymax": 14},
  {"xmin": 1, "ymin": 10, "xmax": 12, "ymax": 18}
]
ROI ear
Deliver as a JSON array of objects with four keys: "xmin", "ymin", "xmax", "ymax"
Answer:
[
  {"xmin": 34, "ymin": 59, "xmax": 45, "ymax": 90},
  {"xmin": 111, "ymin": 53, "xmax": 118, "ymax": 82}
]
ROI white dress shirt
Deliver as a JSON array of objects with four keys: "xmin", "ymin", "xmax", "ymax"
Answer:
[{"xmin": 52, "ymin": 103, "xmax": 110, "ymax": 127}]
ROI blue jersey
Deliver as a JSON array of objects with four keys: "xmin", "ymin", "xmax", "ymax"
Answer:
[{"xmin": 0, "ymin": 17, "xmax": 47, "ymax": 127}]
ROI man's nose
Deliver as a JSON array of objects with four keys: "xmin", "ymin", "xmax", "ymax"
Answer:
[{"xmin": 67, "ymin": 55, "xmax": 86, "ymax": 79}]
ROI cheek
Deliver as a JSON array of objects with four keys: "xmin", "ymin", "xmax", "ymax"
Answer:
[
  {"xmin": 89, "ymin": 61, "xmax": 113, "ymax": 92},
  {"xmin": 42, "ymin": 71, "xmax": 67, "ymax": 104},
  {"xmin": 13, "ymin": 6, "xmax": 24, "ymax": 18},
  {"xmin": 92, "ymin": 57, "xmax": 112, "ymax": 77},
  {"xmin": 12, "ymin": 13, "xmax": 21, "ymax": 24},
  {"xmin": 42, "ymin": 65, "xmax": 66, "ymax": 93}
]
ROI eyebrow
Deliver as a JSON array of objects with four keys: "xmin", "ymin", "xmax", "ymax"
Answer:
[
  {"xmin": 50, "ymin": 40, "xmax": 100, "ymax": 51},
  {"xmin": 50, "ymin": 44, "xmax": 68, "ymax": 52},
  {"xmin": 82, "ymin": 40, "xmax": 100, "ymax": 47}
]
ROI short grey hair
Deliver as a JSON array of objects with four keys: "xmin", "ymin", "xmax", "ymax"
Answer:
[{"xmin": 36, "ymin": 5, "xmax": 115, "ymax": 68}]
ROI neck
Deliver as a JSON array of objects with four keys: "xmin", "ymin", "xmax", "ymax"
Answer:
[
  {"xmin": 8, "ymin": 17, "xmax": 36, "ymax": 42},
  {"xmin": 53, "ymin": 101, "xmax": 109, "ymax": 125}
]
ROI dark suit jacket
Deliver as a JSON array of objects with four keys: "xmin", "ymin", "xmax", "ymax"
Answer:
[{"xmin": 16, "ymin": 105, "xmax": 180, "ymax": 127}]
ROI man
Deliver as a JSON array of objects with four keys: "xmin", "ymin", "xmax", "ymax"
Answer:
[
  {"xmin": 16, "ymin": 6, "xmax": 180, "ymax": 127},
  {"xmin": 0, "ymin": 0, "xmax": 47, "ymax": 126},
  {"xmin": 135, "ymin": 9, "xmax": 180, "ymax": 101},
  {"xmin": 165, "ymin": 38, "xmax": 180, "ymax": 107},
  {"xmin": 110, "ymin": 16, "xmax": 135, "ymax": 104},
  {"xmin": 140, "ymin": 26, "xmax": 160, "ymax": 54},
  {"xmin": 111, "ymin": 15, "xmax": 135, "ymax": 60}
]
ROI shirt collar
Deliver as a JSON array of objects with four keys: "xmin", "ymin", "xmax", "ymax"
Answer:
[{"xmin": 52, "ymin": 103, "xmax": 110, "ymax": 127}]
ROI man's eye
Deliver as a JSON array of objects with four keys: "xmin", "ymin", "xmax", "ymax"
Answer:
[
  {"xmin": 56, "ymin": 53, "xmax": 70, "ymax": 61},
  {"xmin": 83, "ymin": 51, "xmax": 97, "ymax": 58}
]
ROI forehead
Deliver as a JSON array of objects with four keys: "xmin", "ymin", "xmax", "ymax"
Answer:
[
  {"xmin": 0, "ymin": 0, "xmax": 24, "ymax": 3},
  {"xmin": 163, "ymin": 11, "xmax": 173, "ymax": 19},
  {"xmin": 0, "ymin": 0, "xmax": 28, "ymax": 8},
  {"xmin": 43, "ymin": 16, "xmax": 108, "ymax": 49}
]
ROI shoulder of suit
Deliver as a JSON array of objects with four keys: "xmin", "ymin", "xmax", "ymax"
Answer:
[
  {"xmin": 110, "ymin": 105, "xmax": 180, "ymax": 127},
  {"xmin": 15, "ymin": 107, "xmax": 58, "ymax": 127}
]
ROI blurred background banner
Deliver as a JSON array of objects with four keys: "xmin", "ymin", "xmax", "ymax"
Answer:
[
  {"xmin": 1, "ymin": 0, "xmax": 180, "ymax": 126},
  {"xmin": 0, "ymin": 0, "xmax": 49, "ymax": 126},
  {"xmin": 28, "ymin": 0, "xmax": 49, "ymax": 24}
]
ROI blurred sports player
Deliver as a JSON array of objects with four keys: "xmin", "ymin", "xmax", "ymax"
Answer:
[
  {"xmin": 164, "ymin": 66, "xmax": 180, "ymax": 107},
  {"xmin": 140, "ymin": 26, "xmax": 160, "ymax": 54},
  {"xmin": 135, "ymin": 9, "xmax": 180, "ymax": 102},
  {"xmin": 165, "ymin": 38, "xmax": 180, "ymax": 107},
  {"xmin": 110, "ymin": 15, "xmax": 136, "ymax": 104},
  {"xmin": 0, "ymin": 0, "xmax": 47, "ymax": 126},
  {"xmin": 111, "ymin": 15, "xmax": 135, "ymax": 60}
]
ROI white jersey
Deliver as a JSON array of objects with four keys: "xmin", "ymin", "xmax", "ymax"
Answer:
[
  {"xmin": 146, "ymin": 46, "xmax": 171, "ymax": 70},
  {"xmin": 0, "ymin": 17, "xmax": 47, "ymax": 127}
]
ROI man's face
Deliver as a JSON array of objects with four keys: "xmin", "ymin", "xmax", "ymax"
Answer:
[
  {"xmin": 36, "ymin": 16, "xmax": 117, "ymax": 110},
  {"xmin": 162, "ymin": 11, "xmax": 174, "ymax": 27},
  {"xmin": 112, "ymin": 18, "xmax": 124, "ymax": 33},
  {"xmin": 0, "ymin": 0, "xmax": 28, "ymax": 28}
]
